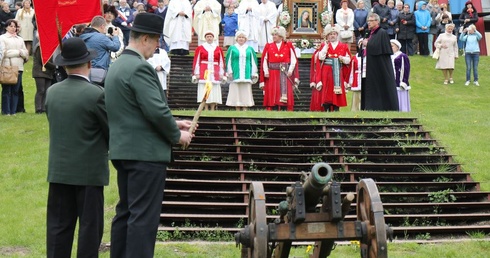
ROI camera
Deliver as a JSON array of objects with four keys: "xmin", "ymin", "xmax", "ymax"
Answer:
[{"xmin": 108, "ymin": 27, "xmax": 118, "ymax": 36}]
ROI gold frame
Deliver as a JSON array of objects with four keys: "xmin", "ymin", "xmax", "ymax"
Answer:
[{"xmin": 287, "ymin": 0, "xmax": 326, "ymax": 39}]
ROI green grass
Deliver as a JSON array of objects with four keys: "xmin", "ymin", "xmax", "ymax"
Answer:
[{"xmin": 1, "ymin": 55, "xmax": 490, "ymax": 257}]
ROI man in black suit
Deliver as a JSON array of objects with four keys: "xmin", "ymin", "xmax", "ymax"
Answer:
[{"xmin": 45, "ymin": 37, "xmax": 109, "ymax": 258}]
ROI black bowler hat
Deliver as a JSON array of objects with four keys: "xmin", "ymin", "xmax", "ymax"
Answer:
[
  {"xmin": 129, "ymin": 13, "xmax": 164, "ymax": 35},
  {"xmin": 54, "ymin": 37, "xmax": 97, "ymax": 66}
]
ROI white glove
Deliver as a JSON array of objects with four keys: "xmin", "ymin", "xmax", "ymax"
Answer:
[
  {"xmin": 341, "ymin": 56, "xmax": 351, "ymax": 65},
  {"xmin": 294, "ymin": 79, "xmax": 300, "ymax": 89},
  {"xmin": 315, "ymin": 82, "xmax": 322, "ymax": 91},
  {"xmin": 345, "ymin": 83, "xmax": 351, "ymax": 91},
  {"xmin": 400, "ymin": 82, "xmax": 408, "ymax": 90},
  {"xmin": 121, "ymin": 22, "xmax": 127, "ymax": 26},
  {"xmin": 309, "ymin": 82, "xmax": 316, "ymax": 88},
  {"xmin": 191, "ymin": 75, "xmax": 198, "ymax": 84},
  {"xmin": 259, "ymin": 82, "xmax": 265, "ymax": 89}
]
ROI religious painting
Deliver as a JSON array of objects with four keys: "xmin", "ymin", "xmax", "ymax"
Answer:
[{"xmin": 292, "ymin": 1, "xmax": 319, "ymax": 34}]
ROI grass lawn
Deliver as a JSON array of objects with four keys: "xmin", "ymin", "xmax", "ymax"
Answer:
[{"xmin": 0, "ymin": 55, "xmax": 489, "ymax": 257}]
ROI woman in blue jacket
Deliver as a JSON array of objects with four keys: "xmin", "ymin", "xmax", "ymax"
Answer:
[
  {"xmin": 414, "ymin": 1, "xmax": 431, "ymax": 56},
  {"xmin": 459, "ymin": 24, "xmax": 482, "ymax": 86}
]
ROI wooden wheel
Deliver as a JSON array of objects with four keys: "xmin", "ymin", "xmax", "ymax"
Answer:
[
  {"xmin": 356, "ymin": 179, "xmax": 388, "ymax": 258},
  {"xmin": 246, "ymin": 182, "xmax": 268, "ymax": 258}
]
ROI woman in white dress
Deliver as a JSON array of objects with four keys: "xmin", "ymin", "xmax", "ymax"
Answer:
[
  {"xmin": 14, "ymin": 0, "xmax": 34, "ymax": 54},
  {"xmin": 335, "ymin": 0, "xmax": 354, "ymax": 43},
  {"xmin": 434, "ymin": 23, "xmax": 458, "ymax": 84},
  {"xmin": 225, "ymin": 31, "xmax": 258, "ymax": 110}
]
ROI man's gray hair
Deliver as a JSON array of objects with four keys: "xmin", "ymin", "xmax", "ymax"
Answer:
[
  {"xmin": 368, "ymin": 13, "xmax": 380, "ymax": 22},
  {"xmin": 90, "ymin": 16, "xmax": 106, "ymax": 28}
]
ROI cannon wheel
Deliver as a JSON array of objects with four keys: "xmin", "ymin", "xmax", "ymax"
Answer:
[
  {"xmin": 245, "ymin": 182, "xmax": 269, "ymax": 258},
  {"xmin": 356, "ymin": 179, "xmax": 388, "ymax": 258}
]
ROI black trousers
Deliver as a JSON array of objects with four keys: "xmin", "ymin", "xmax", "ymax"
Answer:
[
  {"xmin": 417, "ymin": 33, "xmax": 429, "ymax": 56},
  {"xmin": 46, "ymin": 183, "xmax": 104, "ymax": 258},
  {"xmin": 16, "ymin": 81, "xmax": 25, "ymax": 113},
  {"xmin": 399, "ymin": 39, "xmax": 414, "ymax": 56},
  {"xmin": 110, "ymin": 160, "xmax": 167, "ymax": 258},
  {"xmin": 34, "ymin": 78, "xmax": 52, "ymax": 113}
]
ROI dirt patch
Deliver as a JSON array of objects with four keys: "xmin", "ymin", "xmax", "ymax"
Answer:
[{"xmin": 0, "ymin": 246, "xmax": 30, "ymax": 256}]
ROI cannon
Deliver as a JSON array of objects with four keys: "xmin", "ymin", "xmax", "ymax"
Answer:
[{"xmin": 235, "ymin": 163, "xmax": 393, "ymax": 258}]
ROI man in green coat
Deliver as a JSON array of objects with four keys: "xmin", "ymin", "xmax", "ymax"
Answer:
[
  {"xmin": 45, "ymin": 37, "xmax": 109, "ymax": 258},
  {"xmin": 105, "ymin": 13, "xmax": 194, "ymax": 258}
]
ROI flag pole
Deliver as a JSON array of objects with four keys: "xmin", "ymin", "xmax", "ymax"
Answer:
[{"xmin": 55, "ymin": 15, "xmax": 63, "ymax": 52}]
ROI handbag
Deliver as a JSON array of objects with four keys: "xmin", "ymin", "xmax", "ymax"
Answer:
[
  {"xmin": 340, "ymin": 30, "xmax": 353, "ymax": 40},
  {"xmin": 459, "ymin": 26, "xmax": 464, "ymax": 34},
  {"xmin": 432, "ymin": 48, "xmax": 440, "ymax": 60},
  {"xmin": 0, "ymin": 62, "xmax": 19, "ymax": 85},
  {"xmin": 89, "ymin": 68, "xmax": 107, "ymax": 86}
]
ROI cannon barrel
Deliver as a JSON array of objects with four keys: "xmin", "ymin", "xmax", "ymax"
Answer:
[{"xmin": 302, "ymin": 163, "xmax": 333, "ymax": 211}]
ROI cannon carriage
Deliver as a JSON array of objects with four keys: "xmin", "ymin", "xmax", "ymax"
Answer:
[{"xmin": 235, "ymin": 163, "xmax": 393, "ymax": 258}]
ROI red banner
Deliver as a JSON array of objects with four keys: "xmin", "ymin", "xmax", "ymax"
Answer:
[
  {"xmin": 471, "ymin": 0, "xmax": 487, "ymax": 56},
  {"xmin": 33, "ymin": 0, "xmax": 101, "ymax": 65}
]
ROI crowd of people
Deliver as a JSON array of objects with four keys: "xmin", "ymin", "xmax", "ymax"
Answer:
[{"xmin": 0, "ymin": 0, "xmax": 484, "ymax": 116}]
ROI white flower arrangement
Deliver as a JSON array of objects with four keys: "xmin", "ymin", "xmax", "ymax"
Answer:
[
  {"xmin": 320, "ymin": 10, "xmax": 332, "ymax": 27},
  {"xmin": 295, "ymin": 38, "xmax": 313, "ymax": 50},
  {"xmin": 279, "ymin": 8, "xmax": 291, "ymax": 28}
]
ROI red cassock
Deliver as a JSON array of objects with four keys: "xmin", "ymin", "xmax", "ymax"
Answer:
[
  {"xmin": 349, "ymin": 55, "xmax": 361, "ymax": 91},
  {"xmin": 309, "ymin": 51, "xmax": 323, "ymax": 111},
  {"xmin": 259, "ymin": 41, "xmax": 299, "ymax": 109},
  {"xmin": 193, "ymin": 45, "xmax": 225, "ymax": 82},
  {"xmin": 310, "ymin": 42, "xmax": 351, "ymax": 111}
]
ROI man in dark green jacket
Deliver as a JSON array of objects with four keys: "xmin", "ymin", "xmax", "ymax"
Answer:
[
  {"xmin": 45, "ymin": 37, "xmax": 109, "ymax": 258},
  {"xmin": 105, "ymin": 13, "xmax": 193, "ymax": 258}
]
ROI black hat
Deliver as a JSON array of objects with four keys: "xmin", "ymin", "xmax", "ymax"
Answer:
[
  {"xmin": 129, "ymin": 13, "xmax": 164, "ymax": 35},
  {"xmin": 54, "ymin": 37, "xmax": 97, "ymax": 66}
]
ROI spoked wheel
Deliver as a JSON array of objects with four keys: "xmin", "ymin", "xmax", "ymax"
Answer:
[
  {"xmin": 356, "ymin": 179, "xmax": 388, "ymax": 258},
  {"xmin": 246, "ymin": 182, "xmax": 268, "ymax": 258}
]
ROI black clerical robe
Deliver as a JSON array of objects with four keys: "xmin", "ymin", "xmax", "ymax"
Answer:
[{"xmin": 361, "ymin": 27, "xmax": 399, "ymax": 111}]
